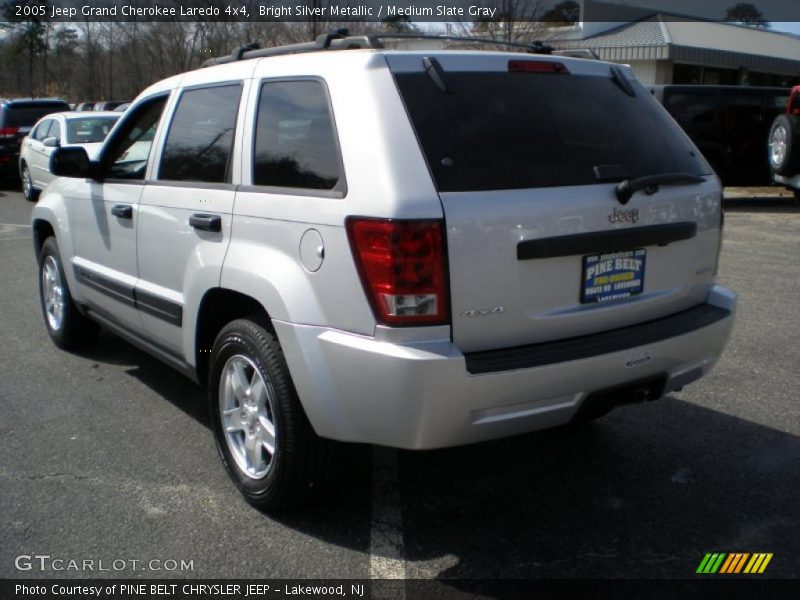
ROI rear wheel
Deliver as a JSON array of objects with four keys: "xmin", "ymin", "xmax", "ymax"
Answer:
[
  {"xmin": 769, "ymin": 114, "xmax": 800, "ymax": 176},
  {"xmin": 209, "ymin": 317, "xmax": 337, "ymax": 511},
  {"xmin": 38, "ymin": 237, "xmax": 99, "ymax": 350},
  {"xmin": 21, "ymin": 164, "xmax": 39, "ymax": 202}
]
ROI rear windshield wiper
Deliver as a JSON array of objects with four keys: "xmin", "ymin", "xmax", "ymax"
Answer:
[
  {"xmin": 422, "ymin": 56, "xmax": 450, "ymax": 94},
  {"xmin": 615, "ymin": 173, "xmax": 706, "ymax": 205},
  {"xmin": 610, "ymin": 65, "xmax": 636, "ymax": 98}
]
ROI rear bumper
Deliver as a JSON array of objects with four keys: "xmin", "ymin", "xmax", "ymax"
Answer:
[
  {"xmin": 275, "ymin": 285, "xmax": 736, "ymax": 450},
  {"xmin": 0, "ymin": 145, "xmax": 20, "ymax": 173}
]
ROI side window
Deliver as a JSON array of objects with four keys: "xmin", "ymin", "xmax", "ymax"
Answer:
[
  {"xmin": 32, "ymin": 120, "xmax": 52, "ymax": 141},
  {"xmin": 253, "ymin": 80, "xmax": 342, "ymax": 191},
  {"xmin": 158, "ymin": 84, "xmax": 242, "ymax": 183},
  {"xmin": 48, "ymin": 120, "xmax": 61, "ymax": 141},
  {"xmin": 666, "ymin": 93, "xmax": 717, "ymax": 126},
  {"xmin": 103, "ymin": 96, "xmax": 167, "ymax": 180}
]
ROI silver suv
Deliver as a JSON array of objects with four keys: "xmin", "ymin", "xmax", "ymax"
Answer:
[{"xmin": 31, "ymin": 33, "xmax": 736, "ymax": 510}]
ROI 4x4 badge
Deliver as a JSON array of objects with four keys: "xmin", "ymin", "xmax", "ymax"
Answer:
[{"xmin": 461, "ymin": 306, "xmax": 505, "ymax": 318}]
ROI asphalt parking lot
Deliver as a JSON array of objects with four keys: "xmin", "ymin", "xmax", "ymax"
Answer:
[{"xmin": 1, "ymin": 188, "xmax": 798, "ymax": 585}]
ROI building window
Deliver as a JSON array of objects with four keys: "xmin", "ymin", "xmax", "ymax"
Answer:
[{"xmin": 673, "ymin": 64, "xmax": 737, "ymax": 86}]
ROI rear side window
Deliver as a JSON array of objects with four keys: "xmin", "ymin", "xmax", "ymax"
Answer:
[
  {"xmin": 2, "ymin": 103, "xmax": 69, "ymax": 128},
  {"xmin": 395, "ymin": 71, "xmax": 710, "ymax": 192},
  {"xmin": 159, "ymin": 84, "xmax": 242, "ymax": 183},
  {"xmin": 665, "ymin": 92, "xmax": 718, "ymax": 126},
  {"xmin": 253, "ymin": 80, "xmax": 342, "ymax": 191}
]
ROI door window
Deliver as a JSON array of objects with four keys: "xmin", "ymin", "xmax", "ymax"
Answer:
[
  {"xmin": 158, "ymin": 84, "xmax": 242, "ymax": 183},
  {"xmin": 31, "ymin": 120, "xmax": 52, "ymax": 141},
  {"xmin": 47, "ymin": 120, "xmax": 61, "ymax": 141},
  {"xmin": 101, "ymin": 96, "xmax": 167, "ymax": 180}
]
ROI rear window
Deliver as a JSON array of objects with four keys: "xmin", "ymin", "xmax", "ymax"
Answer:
[
  {"xmin": 394, "ymin": 71, "xmax": 709, "ymax": 192},
  {"xmin": 1, "ymin": 103, "xmax": 69, "ymax": 128},
  {"xmin": 66, "ymin": 116, "xmax": 118, "ymax": 144}
]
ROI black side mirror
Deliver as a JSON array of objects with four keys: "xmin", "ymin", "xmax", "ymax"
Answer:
[{"xmin": 50, "ymin": 147, "xmax": 93, "ymax": 178}]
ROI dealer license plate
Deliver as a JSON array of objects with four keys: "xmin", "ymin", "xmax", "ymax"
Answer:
[{"xmin": 581, "ymin": 249, "xmax": 646, "ymax": 303}]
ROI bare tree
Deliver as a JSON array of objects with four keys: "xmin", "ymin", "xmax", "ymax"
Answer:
[{"xmin": 452, "ymin": 0, "xmax": 549, "ymax": 44}]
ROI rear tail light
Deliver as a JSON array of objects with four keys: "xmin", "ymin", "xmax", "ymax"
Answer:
[
  {"xmin": 0, "ymin": 127, "xmax": 19, "ymax": 139},
  {"xmin": 346, "ymin": 217, "xmax": 449, "ymax": 326},
  {"xmin": 508, "ymin": 60, "xmax": 569, "ymax": 74}
]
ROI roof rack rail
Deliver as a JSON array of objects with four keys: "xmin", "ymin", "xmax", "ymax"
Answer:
[
  {"xmin": 362, "ymin": 33, "xmax": 555, "ymax": 54},
  {"xmin": 200, "ymin": 30, "xmax": 556, "ymax": 68},
  {"xmin": 201, "ymin": 28, "xmax": 352, "ymax": 67}
]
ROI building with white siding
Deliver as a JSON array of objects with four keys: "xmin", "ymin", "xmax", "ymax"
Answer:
[{"xmin": 547, "ymin": 15, "xmax": 800, "ymax": 87}]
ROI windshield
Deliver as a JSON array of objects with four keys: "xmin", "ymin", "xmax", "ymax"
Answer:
[
  {"xmin": 66, "ymin": 116, "xmax": 119, "ymax": 144},
  {"xmin": 394, "ymin": 71, "xmax": 710, "ymax": 192}
]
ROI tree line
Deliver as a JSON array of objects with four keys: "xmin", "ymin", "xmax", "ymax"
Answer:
[{"xmin": 0, "ymin": 0, "xmax": 589, "ymax": 102}]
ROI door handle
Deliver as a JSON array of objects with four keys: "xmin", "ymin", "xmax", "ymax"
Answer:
[
  {"xmin": 111, "ymin": 204, "xmax": 133, "ymax": 219},
  {"xmin": 189, "ymin": 213, "xmax": 221, "ymax": 233}
]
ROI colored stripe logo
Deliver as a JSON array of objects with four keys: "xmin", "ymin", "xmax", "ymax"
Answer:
[{"xmin": 697, "ymin": 553, "xmax": 773, "ymax": 574}]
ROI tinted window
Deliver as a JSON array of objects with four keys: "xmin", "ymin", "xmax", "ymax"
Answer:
[
  {"xmin": 66, "ymin": 116, "xmax": 118, "ymax": 144},
  {"xmin": 31, "ymin": 120, "xmax": 52, "ymax": 141},
  {"xmin": 104, "ymin": 97, "xmax": 167, "ymax": 180},
  {"xmin": 253, "ymin": 80, "xmax": 341, "ymax": 190},
  {"xmin": 395, "ymin": 71, "xmax": 709, "ymax": 192},
  {"xmin": 1, "ymin": 102, "xmax": 69, "ymax": 127},
  {"xmin": 666, "ymin": 93, "xmax": 718, "ymax": 126},
  {"xmin": 159, "ymin": 84, "xmax": 241, "ymax": 183}
]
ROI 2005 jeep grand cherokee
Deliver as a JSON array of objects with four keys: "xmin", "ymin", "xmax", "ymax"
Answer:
[{"xmin": 31, "ymin": 33, "xmax": 736, "ymax": 510}]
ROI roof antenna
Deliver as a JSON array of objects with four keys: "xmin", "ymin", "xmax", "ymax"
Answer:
[
  {"xmin": 232, "ymin": 41, "xmax": 260, "ymax": 62},
  {"xmin": 528, "ymin": 41, "xmax": 554, "ymax": 54}
]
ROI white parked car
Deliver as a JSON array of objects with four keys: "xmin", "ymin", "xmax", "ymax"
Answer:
[
  {"xmin": 31, "ymin": 33, "xmax": 736, "ymax": 510},
  {"xmin": 20, "ymin": 111, "xmax": 119, "ymax": 201}
]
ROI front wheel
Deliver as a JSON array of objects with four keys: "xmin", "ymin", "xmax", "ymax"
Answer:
[
  {"xmin": 209, "ymin": 317, "xmax": 336, "ymax": 511},
  {"xmin": 38, "ymin": 237, "xmax": 99, "ymax": 350}
]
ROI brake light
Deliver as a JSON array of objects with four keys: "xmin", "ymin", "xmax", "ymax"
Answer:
[
  {"xmin": 346, "ymin": 218, "xmax": 449, "ymax": 326},
  {"xmin": 0, "ymin": 127, "xmax": 19, "ymax": 139},
  {"xmin": 508, "ymin": 60, "xmax": 569, "ymax": 74}
]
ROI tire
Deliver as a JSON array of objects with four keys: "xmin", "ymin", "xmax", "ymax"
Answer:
[
  {"xmin": 21, "ymin": 163, "xmax": 39, "ymax": 202},
  {"xmin": 209, "ymin": 317, "xmax": 337, "ymax": 511},
  {"xmin": 768, "ymin": 114, "xmax": 800, "ymax": 176},
  {"xmin": 38, "ymin": 237, "xmax": 100, "ymax": 350}
]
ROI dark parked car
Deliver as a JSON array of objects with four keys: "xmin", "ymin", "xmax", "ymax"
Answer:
[
  {"xmin": 651, "ymin": 85, "xmax": 790, "ymax": 186},
  {"xmin": 0, "ymin": 98, "xmax": 71, "ymax": 177}
]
